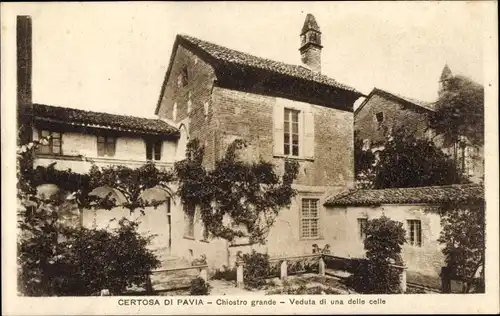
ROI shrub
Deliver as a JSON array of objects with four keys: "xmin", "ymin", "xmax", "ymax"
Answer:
[
  {"xmin": 241, "ymin": 250, "xmax": 271, "ymax": 289},
  {"xmin": 351, "ymin": 216, "xmax": 406, "ymax": 294},
  {"xmin": 18, "ymin": 218, "xmax": 160, "ymax": 296},
  {"xmin": 212, "ymin": 266, "xmax": 237, "ymax": 281},
  {"xmin": 189, "ymin": 277, "xmax": 211, "ymax": 295}
]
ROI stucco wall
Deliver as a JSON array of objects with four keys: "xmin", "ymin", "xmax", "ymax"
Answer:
[
  {"xmin": 32, "ymin": 127, "xmax": 177, "ymax": 173},
  {"xmin": 325, "ymin": 204, "xmax": 445, "ymax": 280}
]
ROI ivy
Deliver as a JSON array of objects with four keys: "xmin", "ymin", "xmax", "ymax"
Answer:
[{"xmin": 175, "ymin": 138, "xmax": 299, "ymax": 244}]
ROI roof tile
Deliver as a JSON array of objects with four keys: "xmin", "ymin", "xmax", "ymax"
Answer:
[
  {"xmin": 179, "ymin": 34, "xmax": 362, "ymax": 95},
  {"xmin": 33, "ymin": 103, "xmax": 179, "ymax": 136},
  {"xmin": 324, "ymin": 184, "xmax": 484, "ymax": 206}
]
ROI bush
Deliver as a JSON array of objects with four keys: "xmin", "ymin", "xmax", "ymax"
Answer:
[
  {"xmin": 350, "ymin": 260, "xmax": 402, "ymax": 294},
  {"xmin": 241, "ymin": 250, "xmax": 271, "ymax": 289},
  {"xmin": 189, "ymin": 277, "xmax": 211, "ymax": 295},
  {"xmin": 212, "ymin": 266, "xmax": 237, "ymax": 281},
  {"xmin": 350, "ymin": 216, "xmax": 406, "ymax": 294},
  {"xmin": 18, "ymin": 218, "xmax": 160, "ymax": 296}
]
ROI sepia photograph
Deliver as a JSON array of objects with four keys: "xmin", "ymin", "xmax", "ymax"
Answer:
[{"xmin": 2, "ymin": 1, "xmax": 498, "ymax": 315}]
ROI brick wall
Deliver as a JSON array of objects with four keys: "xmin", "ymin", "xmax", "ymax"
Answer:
[
  {"xmin": 156, "ymin": 45, "xmax": 218, "ymax": 168},
  {"xmin": 211, "ymin": 87, "xmax": 354, "ymax": 188},
  {"xmin": 355, "ymin": 93, "xmax": 431, "ymax": 146}
]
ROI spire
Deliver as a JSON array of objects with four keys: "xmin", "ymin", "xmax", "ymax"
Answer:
[
  {"xmin": 299, "ymin": 14, "xmax": 322, "ymax": 72},
  {"xmin": 439, "ymin": 64, "xmax": 453, "ymax": 95},
  {"xmin": 440, "ymin": 64, "xmax": 453, "ymax": 81},
  {"xmin": 301, "ymin": 13, "xmax": 321, "ymax": 35}
]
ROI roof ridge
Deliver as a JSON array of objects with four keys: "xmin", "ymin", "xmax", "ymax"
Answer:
[
  {"xmin": 372, "ymin": 87, "xmax": 435, "ymax": 111},
  {"xmin": 178, "ymin": 34, "xmax": 362, "ymax": 95}
]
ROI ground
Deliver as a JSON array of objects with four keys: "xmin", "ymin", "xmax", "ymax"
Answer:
[{"xmin": 158, "ymin": 274, "xmax": 354, "ymax": 296}]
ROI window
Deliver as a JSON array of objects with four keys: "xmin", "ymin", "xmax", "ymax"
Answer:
[
  {"xmin": 407, "ymin": 220, "xmax": 422, "ymax": 247},
  {"xmin": 97, "ymin": 135, "xmax": 116, "ymax": 157},
  {"xmin": 357, "ymin": 218, "xmax": 368, "ymax": 240},
  {"xmin": 284, "ymin": 108, "xmax": 300, "ymax": 156},
  {"xmin": 37, "ymin": 130, "xmax": 62, "ymax": 155},
  {"xmin": 184, "ymin": 206, "xmax": 195, "ymax": 239},
  {"xmin": 146, "ymin": 140, "xmax": 162, "ymax": 161},
  {"xmin": 177, "ymin": 66, "xmax": 188, "ymax": 87},
  {"xmin": 301, "ymin": 199, "xmax": 320, "ymax": 239},
  {"xmin": 375, "ymin": 112, "xmax": 384, "ymax": 123}
]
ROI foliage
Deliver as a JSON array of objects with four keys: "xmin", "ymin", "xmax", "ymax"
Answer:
[
  {"xmin": 17, "ymin": 139, "xmax": 170, "ymax": 296},
  {"xmin": 211, "ymin": 266, "xmax": 237, "ymax": 281},
  {"xmin": 354, "ymin": 130, "xmax": 376, "ymax": 188},
  {"xmin": 430, "ymin": 75, "xmax": 484, "ymax": 148},
  {"xmin": 351, "ymin": 216, "xmax": 406, "ymax": 294},
  {"xmin": 189, "ymin": 277, "xmax": 211, "ymax": 295},
  {"xmin": 18, "ymin": 217, "xmax": 160, "ymax": 296},
  {"xmin": 367, "ymin": 128, "xmax": 468, "ymax": 188},
  {"xmin": 363, "ymin": 216, "xmax": 406, "ymax": 264},
  {"xmin": 431, "ymin": 202, "xmax": 485, "ymax": 293},
  {"xmin": 240, "ymin": 250, "xmax": 272, "ymax": 289},
  {"xmin": 175, "ymin": 138, "xmax": 299, "ymax": 244}
]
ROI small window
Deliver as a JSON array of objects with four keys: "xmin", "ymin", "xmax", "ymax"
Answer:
[
  {"xmin": 37, "ymin": 130, "xmax": 62, "ymax": 155},
  {"xmin": 301, "ymin": 199, "xmax": 320, "ymax": 239},
  {"xmin": 177, "ymin": 66, "xmax": 188, "ymax": 87},
  {"xmin": 375, "ymin": 112, "xmax": 384, "ymax": 123},
  {"xmin": 357, "ymin": 218, "xmax": 368, "ymax": 240},
  {"xmin": 407, "ymin": 220, "xmax": 422, "ymax": 247},
  {"xmin": 97, "ymin": 135, "xmax": 116, "ymax": 157},
  {"xmin": 184, "ymin": 205, "xmax": 195, "ymax": 239},
  {"xmin": 284, "ymin": 108, "xmax": 300, "ymax": 157},
  {"xmin": 146, "ymin": 139, "xmax": 162, "ymax": 161}
]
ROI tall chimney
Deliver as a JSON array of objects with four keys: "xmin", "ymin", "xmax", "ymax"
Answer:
[
  {"xmin": 299, "ymin": 14, "xmax": 322, "ymax": 73},
  {"xmin": 17, "ymin": 15, "xmax": 33, "ymax": 145}
]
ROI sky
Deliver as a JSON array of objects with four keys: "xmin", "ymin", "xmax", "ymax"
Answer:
[{"xmin": 2, "ymin": 2, "xmax": 489, "ymax": 118}]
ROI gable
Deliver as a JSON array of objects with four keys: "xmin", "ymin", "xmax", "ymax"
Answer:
[{"xmin": 155, "ymin": 35, "xmax": 364, "ymax": 115}]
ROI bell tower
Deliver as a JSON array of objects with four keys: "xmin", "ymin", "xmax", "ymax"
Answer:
[
  {"xmin": 439, "ymin": 64, "xmax": 453, "ymax": 96},
  {"xmin": 299, "ymin": 14, "xmax": 322, "ymax": 73}
]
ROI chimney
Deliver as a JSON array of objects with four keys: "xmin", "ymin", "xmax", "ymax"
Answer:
[
  {"xmin": 17, "ymin": 15, "xmax": 33, "ymax": 145},
  {"xmin": 299, "ymin": 14, "xmax": 322, "ymax": 73}
]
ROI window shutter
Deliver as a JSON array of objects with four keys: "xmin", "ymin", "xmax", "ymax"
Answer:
[
  {"xmin": 302, "ymin": 109, "xmax": 315, "ymax": 159},
  {"xmin": 273, "ymin": 103, "xmax": 284, "ymax": 156}
]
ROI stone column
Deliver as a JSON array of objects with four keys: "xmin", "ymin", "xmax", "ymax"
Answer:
[
  {"xmin": 236, "ymin": 261, "xmax": 244, "ymax": 288},
  {"xmin": 280, "ymin": 260, "xmax": 288, "ymax": 279}
]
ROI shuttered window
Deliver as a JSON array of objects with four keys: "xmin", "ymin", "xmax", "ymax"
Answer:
[{"xmin": 273, "ymin": 99, "xmax": 315, "ymax": 160}]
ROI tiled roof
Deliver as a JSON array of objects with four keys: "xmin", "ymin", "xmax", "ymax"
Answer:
[
  {"xmin": 324, "ymin": 184, "xmax": 484, "ymax": 206},
  {"xmin": 33, "ymin": 103, "xmax": 179, "ymax": 137},
  {"xmin": 178, "ymin": 34, "xmax": 361, "ymax": 94},
  {"xmin": 355, "ymin": 87, "xmax": 435, "ymax": 115}
]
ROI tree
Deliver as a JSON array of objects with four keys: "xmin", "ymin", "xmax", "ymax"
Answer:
[
  {"xmin": 351, "ymin": 216, "xmax": 406, "ymax": 294},
  {"xmin": 367, "ymin": 128, "xmax": 468, "ymax": 189},
  {"xmin": 430, "ymin": 75, "xmax": 484, "ymax": 149},
  {"xmin": 175, "ymin": 138, "xmax": 299, "ymax": 244},
  {"xmin": 432, "ymin": 201, "xmax": 485, "ymax": 293}
]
